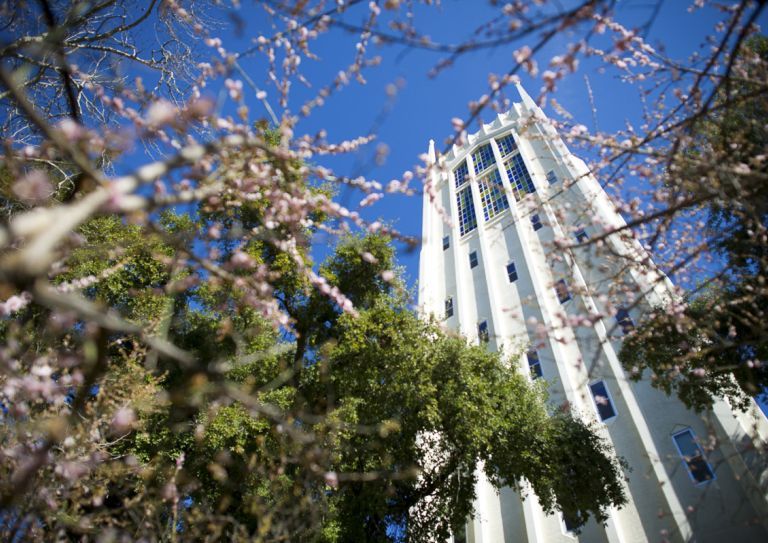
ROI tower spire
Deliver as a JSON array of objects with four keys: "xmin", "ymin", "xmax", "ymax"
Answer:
[{"xmin": 515, "ymin": 81, "xmax": 542, "ymax": 115}]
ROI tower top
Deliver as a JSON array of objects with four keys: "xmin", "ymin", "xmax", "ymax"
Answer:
[{"xmin": 515, "ymin": 81, "xmax": 539, "ymax": 112}]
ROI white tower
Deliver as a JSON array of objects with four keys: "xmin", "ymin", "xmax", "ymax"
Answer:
[{"xmin": 418, "ymin": 84, "xmax": 768, "ymax": 543}]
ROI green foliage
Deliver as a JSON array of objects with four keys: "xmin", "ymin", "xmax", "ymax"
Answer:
[
  {"xmin": 9, "ymin": 207, "xmax": 626, "ymax": 540},
  {"xmin": 314, "ymin": 295, "xmax": 626, "ymax": 541}
]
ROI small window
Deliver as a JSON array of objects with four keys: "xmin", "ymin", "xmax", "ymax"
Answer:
[
  {"xmin": 615, "ymin": 307, "xmax": 634, "ymax": 334},
  {"xmin": 445, "ymin": 297, "xmax": 454, "ymax": 319},
  {"xmin": 478, "ymin": 321, "xmax": 489, "ymax": 343},
  {"xmin": 527, "ymin": 350, "xmax": 542, "ymax": 379},
  {"xmin": 506, "ymin": 262, "xmax": 518, "ymax": 283},
  {"xmin": 589, "ymin": 380, "xmax": 617, "ymax": 422},
  {"xmin": 575, "ymin": 228, "xmax": 589, "ymax": 244},
  {"xmin": 443, "ymin": 236, "xmax": 450, "ymax": 250},
  {"xmin": 555, "ymin": 279, "xmax": 571, "ymax": 303},
  {"xmin": 672, "ymin": 428, "xmax": 715, "ymax": 484},
  {"xmin": 546, "ymin": 170, "xmax": 558, "ymax": 184},
  {"xmin": 531, "ymin": 214, "xmax": 543, "ymax": 231},
  {"xmin": 469, "ymin": 251, "xmax": 478, "ymax": 269}
]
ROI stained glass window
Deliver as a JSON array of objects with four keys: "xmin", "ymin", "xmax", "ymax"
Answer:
[
  {"xmin": 504, "ymin": 154, "xmax": 536, "ymax": 201},
  {"xmin": 454, "ymin": 161, "xmax": 469, "ymax": 187},
  {"xmin": 472, "ymin": 143, "xmax": 496, "ymax": 174},
  {"xmin": 477, "ymin": 169, "xmax": 510, "ymax": 221},
  {"xmin": 456, "ymin": 186, "xmax": 477, "ymax": 235},
  {"xmin": 496, "ymin": 133, "xmax": 518, "ymax": 156}
]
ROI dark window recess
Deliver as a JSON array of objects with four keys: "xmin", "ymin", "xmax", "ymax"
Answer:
[
  {"xmin": 575, "ymin": 228, "xmax": 589, "ymax": 244},
  {"xmin": 443, "ymin": 236, "xmax": 450, "ymax": 250},
  {"xmin": 616, "ymin": 307, "xmax": 635, "ymax": 334},
  {"xmin": 531, "ymin": 214, "xmax": 543, "ymax": 231},
  {"xmin": 506, "ymin": 262, "xmax": 518, "ymax": 282},
  {"xmin": 527, "ymin": 350, "xmax": 542, "ymax": 379},
  {"xmin": 555, "ymin": 279, "xmax": 571, "ymax": 303},
  {"xmin": 445, "ymin": 297, "xmax": 454, "ymax": 318},
  {"xmin": 589, "ymin": 380, "xmax": 617, "ymax": 421},
  {"xmin": 469, "ymin": 251, "xmax": 479, "ymax": 268},
  {"xmin": 672, "ymin": 429, "xmax": 715, "ymax": 484},
  {"xmin": 478, "ymin": 321, "xmax": 489, "ymax": 343},
  {"xmin": 546, "ymin": 170, "xmax": 558, "ymax": 184}
]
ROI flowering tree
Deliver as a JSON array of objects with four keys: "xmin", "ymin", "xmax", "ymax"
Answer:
[{"xmin": 1, "ymin": 0, "xmax": 767, "ymax": 540}]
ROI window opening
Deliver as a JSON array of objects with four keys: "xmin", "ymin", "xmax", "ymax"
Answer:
[
  {"xmin": 589, "ymin": 380, "xmax": 617, "ymax": 421},
  {"xmin": 546, "ymin": 170, "xmax": 558, "ymax": 184},
  {"xmin": 672, "ymin": 428, "xmax": 715, "ymax": 484},
  {"xmin": 527, "ymin": 350, "xmax": 542, "ymax": 379},
  {"xmin": 454, "ymin": 161, "xmax": 469, "ymax": 187},
  {"xmin": 505, "ymin": 153, "xmax": 536, "ymax": 201},
  {"xmin": 478, "ymin": 169, "xmax": 510, "ymax": 221},
  {"xmin": 496, "ymin": 133, "xmax": 518, "ymax": 156},
  {"xmin": 472, "ymin": 143, "xmax": 496, "ymax": 174},
  {"xmin": 456, "ymin": 186, "xmax": 478, "ymax": 235},
  {"xmin": 506, "ymin": 262, "xmax": 518, "ymax": 282},
  {"xmin": 616, "ymin": 307, "xmax": 634, "ymax": 334},
  {"xmin": 478, "ymin": 321, "xmax": 489, "ymax": 343}
]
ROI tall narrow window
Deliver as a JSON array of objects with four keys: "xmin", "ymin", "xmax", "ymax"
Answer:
[
  {"xmin": 472, "ymin": 143, "xmax": 496, "ymax": 174},
  {"xmin": 506, "ymin": 262, "xmax": 518, "ymax": 282},
  {"xmin": 527, "ymin": 350, "xmax": 542, "ymax": 379},
  {"xmin": 478, "ymin": 169, "xmax": 510, "ymax": 221},
  {"xmin": 672, "ymin": 428, "xmax": 715, "ymax": 484},
  {"xmin": 555, "ymin": 279, "xmax": 571, "ymax": 303},
  {"xmin": 478, "ymin": 321, "xmax": 489, "ymax": 343},
  {"xmin": 454, "ymin": 161, "xmax": 469, "ymax": 187},
  {"xmin": 575, "ymin": 228, "xmax": 589, "ymax": 244},
  {"xmin": 589, "ymin": 380, "xmax": 617, "ymax": 421},
  {"xmin": 469, "ymin": 251, "xmax": 478, "ymax": 268},
  {"xmin": 496, "ymin": 133, "xmax": 518, "ymax": 156},
  {"xmin": 546, "ymin": 170, "xmax": 558, "ymax": 184},
  {"xmin": 531, "ymin": 214, "xmax": 543, "ymax": 231},
  {"xmin": 504, "ymin": 153, "xmax": 536, "ymax": 201},
  {"xmin": 616, "ymin": 307, "xmax": 634, "ymax": 334},
  {"xmin": 445, "ymin": 297, "xmax": 454, "ymax": 319},
  {"xmin": 456, "ymin": 186, "xmax": 478, "ymax": 235},
  {"xmin": 443, "ymin": 236, "xmax": 450, "ymax": 250}
]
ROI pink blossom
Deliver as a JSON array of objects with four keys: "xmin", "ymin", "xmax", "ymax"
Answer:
[
  {"xmin": 146, "ymin": 99, "xmax": 177, "ymax": 127},
  {"xmin": 13, "ymin": 169, "xmax": 52, "ymax": 204}
]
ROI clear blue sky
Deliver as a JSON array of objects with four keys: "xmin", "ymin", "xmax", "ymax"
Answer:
[{"xmin": 229, "ymin": 1, "xmax": 762, "ymax": 291}]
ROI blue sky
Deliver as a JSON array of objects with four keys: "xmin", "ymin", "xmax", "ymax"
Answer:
[{"xmin": 227, "ymin": 1, "xmax": 761, "ymax": 289}]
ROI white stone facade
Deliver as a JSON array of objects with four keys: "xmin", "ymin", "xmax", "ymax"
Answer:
[{"xmin": 418, "ymin": 84, "xmax": 768, "ymax": 543}]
